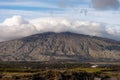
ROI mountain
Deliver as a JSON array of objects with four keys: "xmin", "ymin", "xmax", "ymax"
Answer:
[{"xmin": 0, "ymin": 32, "xmax": 120, "ymax": 62}]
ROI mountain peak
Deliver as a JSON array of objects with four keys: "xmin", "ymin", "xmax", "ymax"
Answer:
[{"xmin": 0, "ymin": 32, "xmax": 119, "ymax": 62}]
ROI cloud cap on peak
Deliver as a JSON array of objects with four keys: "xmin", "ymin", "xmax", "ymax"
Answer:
[{"xmin": 0, "ymin": 16, "xmax": 119, "ymax": 42}]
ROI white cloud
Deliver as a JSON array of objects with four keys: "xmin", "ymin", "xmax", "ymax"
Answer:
[
  {"xmin": 106, "ymin": 25, "xmax": 120, "ymax": 40},
  {"xmin": 0, "ymin": 16, "xmax": 37, "ymax": 41},
  {"xmin": 2, "ymin": 16, "xmax": 28, "ymax": 26},
  {"xmin": 0, "ymin": 15, "xmax": 119, "ymax": 42}
]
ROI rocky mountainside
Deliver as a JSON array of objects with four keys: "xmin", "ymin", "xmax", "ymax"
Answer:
[{"xmin": 0, "ymin": 32, "xmax": 120, "ymax": 61}]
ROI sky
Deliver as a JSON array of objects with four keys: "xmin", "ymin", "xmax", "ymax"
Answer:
[{"xmin": 0, "ymin": 0, "xmax": 120, "ymax": 41}]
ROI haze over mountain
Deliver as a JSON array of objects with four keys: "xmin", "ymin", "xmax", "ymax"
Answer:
[{"xmin": 0, "ymin": 32, "xmax": 119, "ymax": 62}]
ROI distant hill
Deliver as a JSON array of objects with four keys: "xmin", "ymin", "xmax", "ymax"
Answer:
[{"xmin": 0, "ymin": 32, "xmax": 120, "ymax": 62}]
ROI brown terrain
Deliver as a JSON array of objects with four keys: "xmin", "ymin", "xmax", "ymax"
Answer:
[{"xmin": 0, "ymin": 32, "xmax": 119, "ymax": 61}]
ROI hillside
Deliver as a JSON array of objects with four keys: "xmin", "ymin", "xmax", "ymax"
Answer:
[{"xmin": 0, "ymin": 32, "xmax": 120, "ymax": 61}]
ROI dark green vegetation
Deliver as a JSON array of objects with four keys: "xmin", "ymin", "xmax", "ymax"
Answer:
[{"xmin": 0, "ymin": 62, "xmax": 120, "ymax": 80}]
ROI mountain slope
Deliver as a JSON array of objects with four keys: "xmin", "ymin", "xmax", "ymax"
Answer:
[{"xmin": 0, "ymin": 32, "xmax": 120, "ymax": 61}]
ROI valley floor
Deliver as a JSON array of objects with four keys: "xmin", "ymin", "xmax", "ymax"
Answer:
[{"xmin": 0, "ymin": 62, "xmax": 120, "ymax": 80}]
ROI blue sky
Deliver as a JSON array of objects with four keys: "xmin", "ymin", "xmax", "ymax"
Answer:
[
  {"xmin": 0, "ymin": 0, "xmax": 120, "ymax": 24},
  {"xmin": 0, "ymin": 0, "xmax": 90, "ymax": 21},
  {"xmin": 0, "ymin": 0, "xmax": 119, "ymax": 41}
]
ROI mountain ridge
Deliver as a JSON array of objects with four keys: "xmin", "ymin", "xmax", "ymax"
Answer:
[{"xmin": 0, "ymin": 32, "xmax": 120, "ymax": 62}]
